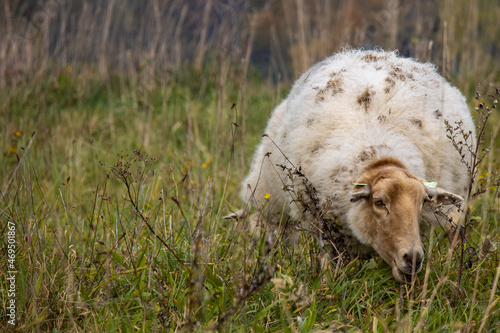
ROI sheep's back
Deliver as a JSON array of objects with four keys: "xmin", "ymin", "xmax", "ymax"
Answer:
[{"xmin": 274, "ymin": 49, "xmax": 474, "ymax": 200}]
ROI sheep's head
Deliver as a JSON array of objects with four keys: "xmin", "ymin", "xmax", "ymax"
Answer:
[{"xmin": 349, "ymin": 159, "xmax": 463, "ymax": 282}]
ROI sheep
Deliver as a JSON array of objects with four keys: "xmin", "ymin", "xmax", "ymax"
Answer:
[{"xmin": 232, "ymin": 49, "xmax": 475, "ymax": 282}]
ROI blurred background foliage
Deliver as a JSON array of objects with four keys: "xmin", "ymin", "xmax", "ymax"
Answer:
[{"xmin": 1, "ymin": 0, "xmax": 499, "ymax": 91}]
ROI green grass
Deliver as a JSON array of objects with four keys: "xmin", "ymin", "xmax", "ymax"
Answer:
[{"xmin": 0, "ymin": 64, "xmax": 499, "ymax": 332}]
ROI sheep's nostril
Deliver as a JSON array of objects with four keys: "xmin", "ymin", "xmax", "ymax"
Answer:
[
  {"xmin": 403, "ymin": 252, "xmax": 423, "ymax": 271},
  {"xmin": 403, "ymin": 253, "xmax": 412, "ymax": 267},
  {"xmin": 415, "ymin": 257, "xmax": 423, "ymax": 269}
]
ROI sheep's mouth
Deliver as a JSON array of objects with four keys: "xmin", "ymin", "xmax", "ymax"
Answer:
[
  {"xmin": 397, "ymin": 268, "xmax": 414, "ymax": 282},
  {"xmin": 393, "ymin": 261, "xmax": 416, "ymax": 282}
]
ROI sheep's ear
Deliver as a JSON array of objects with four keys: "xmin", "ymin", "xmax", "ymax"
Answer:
[
  {"xmin": 424, "ymin": 185, "xmax": 464, "ymax": 207},
  {"xmin": 223, "ymin": 209, "xmax": 248, "ymax": 220},
  {"xmin": 350, "ymin": 183, "xmax": 371, "ymax": 202}
]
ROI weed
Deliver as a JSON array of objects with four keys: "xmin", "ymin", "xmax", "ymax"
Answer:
[{"xmin": 445, "ymin": 86, "xmax": 500, "ymax": 311}]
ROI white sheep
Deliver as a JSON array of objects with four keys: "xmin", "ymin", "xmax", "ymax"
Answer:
[{"xmin": 233, "ymin": 49, "xmax": 475, "ymax": 282}]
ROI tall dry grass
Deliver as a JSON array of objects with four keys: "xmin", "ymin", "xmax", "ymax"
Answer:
[
  {"xmin": 1, "ymin": 0, "xmax": 499, "ymax": 88},
  {"xmin": 1, "ymin": 0, "xmax": 499, "ymax": 331}
]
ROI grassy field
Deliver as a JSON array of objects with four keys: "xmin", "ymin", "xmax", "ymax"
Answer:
[
  {"xmin": 0, "ymin": 58, "xmax": 499, "ymax": 332},
  {"xmin": 2, "ymin": 1, "xmax": 500, "ymax": 331}
]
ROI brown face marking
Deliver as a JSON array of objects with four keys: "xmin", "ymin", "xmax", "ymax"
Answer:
[
  {"xmin": 351, "ymin": 161, "xmax": 426, "ymax": 281},
  {"xmin": 364, "ymin": 157, "xmax": 405, "ymax": 172}
]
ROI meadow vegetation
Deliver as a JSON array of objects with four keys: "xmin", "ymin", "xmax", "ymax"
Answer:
[{"xmin": 1, "ymin": 0, "xmax": 500, "ymax": 331}]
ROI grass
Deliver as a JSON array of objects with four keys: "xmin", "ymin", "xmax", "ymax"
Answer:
[{"xmin": 0, "ymin": 63, "xmax": 499, "ymax": 332}]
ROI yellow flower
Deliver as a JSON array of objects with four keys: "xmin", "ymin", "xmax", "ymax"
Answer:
[
  {"xmin": 264, "ymin": 193, "xmax": 271, "ymax": 199},
  {"xmin": 14, "ymin": 130, "xmax": 21, "ymax": 137},
  {"xmin": 202, "ymin": 163, "xmax": 207, "ymax": 168}
]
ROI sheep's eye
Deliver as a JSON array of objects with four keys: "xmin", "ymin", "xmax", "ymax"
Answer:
[{"xmin": 373, "ymin": 198, "xmax": 385, "ymax": 207}]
